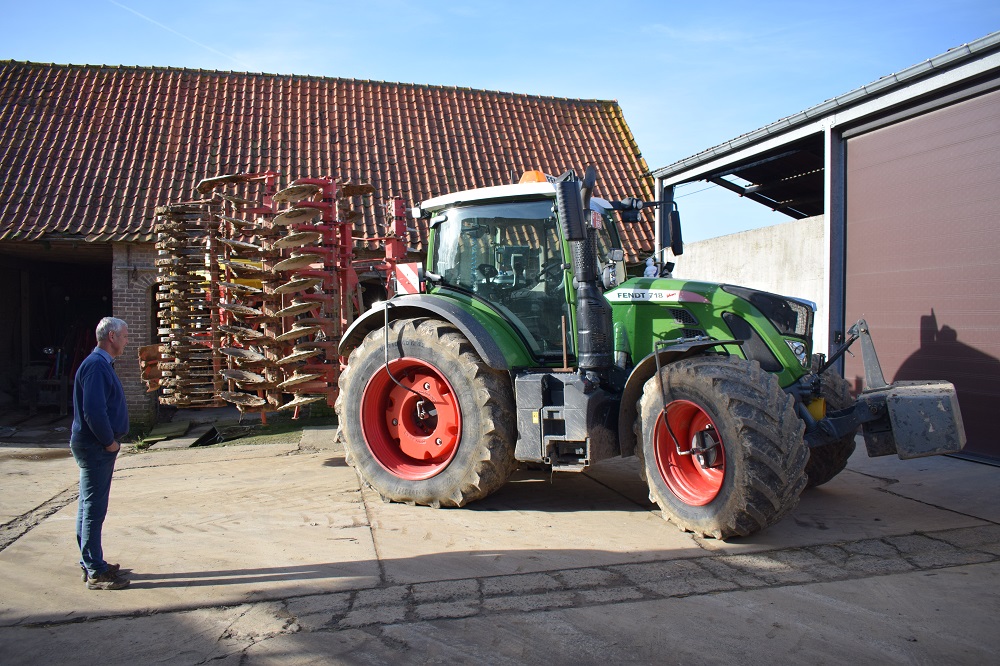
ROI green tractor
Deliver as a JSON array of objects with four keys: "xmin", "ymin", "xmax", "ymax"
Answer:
[{"xmin": 336, "ymin": 167, "xmax": 965, "ymax": 539}]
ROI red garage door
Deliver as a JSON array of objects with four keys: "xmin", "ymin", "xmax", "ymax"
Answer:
[{"xmin": 845, "ymin": 87, "xmax": 1000, "ymax": 462}]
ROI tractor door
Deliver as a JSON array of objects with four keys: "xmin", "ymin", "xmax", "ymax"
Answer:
[{"xmin": 430, "ymin": 198, "xmax": 571, "ymax": 361}]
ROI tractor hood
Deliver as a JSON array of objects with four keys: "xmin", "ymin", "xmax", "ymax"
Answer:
[
  {"xmin": 606, "ymin": 277, "xmax": 816, "ymax": 313},
  {"xmin": 605, "ymin": 277, "xmax": 716, "ymax": 306},
  {"xmin": 606, "ymin": 276, "xmax": 817, "ymax": 388}
]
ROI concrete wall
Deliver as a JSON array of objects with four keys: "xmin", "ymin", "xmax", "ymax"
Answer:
[{"xmin": 671, "ymin": 215, "xmax": 830, "ymax": 359}]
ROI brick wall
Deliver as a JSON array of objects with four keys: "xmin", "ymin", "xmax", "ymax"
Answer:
[{"xmin": 111, "ymin": 242, "xmax": 158, "ymax": 429}]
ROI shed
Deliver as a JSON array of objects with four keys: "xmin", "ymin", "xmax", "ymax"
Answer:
[{"xmin": 653, "ymin": 31, "xmax": 1000, "ymax": 463}]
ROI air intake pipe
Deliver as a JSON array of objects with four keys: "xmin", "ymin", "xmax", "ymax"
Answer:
[{"xmin": 555, "ymin": 167, "xmax": 613, "ymax": 375}]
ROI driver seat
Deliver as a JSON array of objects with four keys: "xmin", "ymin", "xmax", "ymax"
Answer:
[{"xmin": 511, "ymin": 257, "xmax": 525, "ymax": 289}]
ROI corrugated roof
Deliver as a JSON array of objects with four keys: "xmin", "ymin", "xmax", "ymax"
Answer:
[{"xmin": 0, "ymin": 61, "xmax": 655, "ymax": 261}]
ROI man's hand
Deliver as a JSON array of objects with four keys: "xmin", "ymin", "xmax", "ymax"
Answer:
[{"xmin": 104, "ymin": 441, "xmax": 121, "ymax": 453}]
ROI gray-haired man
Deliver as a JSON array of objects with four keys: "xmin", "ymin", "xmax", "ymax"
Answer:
[{"xmin": 70, "ymin": 316, "xmax": 130, "ymax": 590}]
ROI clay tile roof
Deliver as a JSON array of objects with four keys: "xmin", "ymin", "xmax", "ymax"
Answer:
[{"xmin": 0, "ymin": 61, "xmax": 654, "ymax": 261}]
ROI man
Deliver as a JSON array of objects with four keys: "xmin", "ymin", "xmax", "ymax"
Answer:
[{"xmin": 70, "ymin": 316, "xmax": 130, "ymax": 590}]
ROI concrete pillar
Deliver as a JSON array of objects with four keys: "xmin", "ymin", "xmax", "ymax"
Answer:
[{"xmin": 824, "ymin": 122, "xmax": 847, "ymax": 368}]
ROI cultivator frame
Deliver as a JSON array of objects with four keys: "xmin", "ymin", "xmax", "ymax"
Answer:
[{"xmin": 142, "ymin": 171, "xmax": 401, "ymax": 417}]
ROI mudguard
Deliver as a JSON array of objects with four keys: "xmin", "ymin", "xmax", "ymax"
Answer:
[
  {"xmin": 617, "ymin": 339, "xmax": 740, "ymax": 457},
  {"xmin": 338, "ymin": 294, "xmax": 531, "ymax": 370}
]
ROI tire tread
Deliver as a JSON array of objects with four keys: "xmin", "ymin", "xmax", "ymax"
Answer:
[
  {"xmin": 335, "ymin": 318, "xmax": 516, "ymax": 508},
  {"xmin": 635, "ymin": 355, "xmax": 807, "ymax": 539}
]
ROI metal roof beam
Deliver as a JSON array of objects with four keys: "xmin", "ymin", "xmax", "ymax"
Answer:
[
  {"xmin": 704, "ymin": 149, "xmax": 807, "ymax": 180},
  {"xmin": 659, "ymin": 123, "xmax": 825, "ymax": 187},
  {"xmin": 706, "ymin": 177, "xmax": 811, "ymax": 218},
  {"xmin": 708, "ymin": 176, "xmax": 752, "ymax": 196},
  {"xmin": 775, "ymin": 195, "xmax": 823, "ymax": 209}
]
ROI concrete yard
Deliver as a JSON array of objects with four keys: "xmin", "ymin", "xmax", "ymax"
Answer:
[{"xmin": 0, "ymin": 423, "xmax": 997, "ymax": 664}]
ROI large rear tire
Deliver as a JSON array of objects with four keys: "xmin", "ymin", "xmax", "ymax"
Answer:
[
  {"xmin": 635, "ymin": 356, "xmax": 808, "ymax": 539},
  {"xmin": 804, "ymin": 370, "xmax": 857, "ymax": 488},
  {"xmin": 335, "ymin": 318, "xmax": 516, "ymax": 507}
]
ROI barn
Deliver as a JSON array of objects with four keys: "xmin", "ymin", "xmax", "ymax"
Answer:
[{"xmin": 0, "ymin": 61, "xmax": 654, "ymax": 428}]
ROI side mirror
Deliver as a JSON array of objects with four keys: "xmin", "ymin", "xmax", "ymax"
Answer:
[
  {"xmin": 602, "ymin": 248, "xmax": 625, "ymax": 289},
  {"xmin": 661, "ymin": 202, "xmax": 683, "ymax": 256}
]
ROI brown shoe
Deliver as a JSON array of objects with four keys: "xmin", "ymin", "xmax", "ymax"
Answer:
[
  {"xmin": 81, "ymin": 563, "xmax": 120, "ymax": 582},
  {"xmin": 86, "ymin": 569, "xmax": 129, "ymax": 590}
]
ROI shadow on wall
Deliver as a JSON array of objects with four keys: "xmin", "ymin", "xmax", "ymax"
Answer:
[{"xmin": 891, "ymin": 309, "xmax": 1000, "ymax": 459}]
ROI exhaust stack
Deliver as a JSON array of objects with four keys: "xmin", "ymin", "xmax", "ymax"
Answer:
[{"xmin": 555, "ymin": 167, "xmax": 612, "ymax": 375}]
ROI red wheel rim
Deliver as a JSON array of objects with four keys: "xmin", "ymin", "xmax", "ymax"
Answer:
[
  {"xmin": 360, "ymin": 358, "xmax": 462, "ymax": 480},
  {"xmin": 653, "ymin": 400, "xmax": 726, "ymax": 505}
]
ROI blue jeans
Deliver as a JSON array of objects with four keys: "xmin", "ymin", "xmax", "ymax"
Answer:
[{"xmin": 70, "ymin": 443, "xmax": 119, "ymax": 577}]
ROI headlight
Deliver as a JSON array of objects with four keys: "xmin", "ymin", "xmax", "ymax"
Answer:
[{"xmin": 786, "ymin": 339, "xmax": 808, "ymax": 366}]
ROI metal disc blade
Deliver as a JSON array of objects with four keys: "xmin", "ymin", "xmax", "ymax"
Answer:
[
  {"xmin": 219, "ymin": 301, "xmax": 263, "ymax": 317},
  {"xmin": 273, "ymin": 207, "xmax": 321, "ymax": 225},
  {"xmin": 220, "ymin": 391, "xmax": 267, "ymax": 407},
  {"xmin": 276, "ymin": 349, "xmax": 323, "ymax": 365},
  {"xmin": 274, "ymin": 301, "xmax": 316, "ymax": 317},
  {"xmin": 277, "ymin": 395, "xmax": 326, "ymax": 411},
  {"xmin": 219, "ymin": 368, "xmax": 266, "ymax": 383},
  {"xmin": 273, "ymin": 277, "xmax": 323, "ymax": 294},
  {"xmin": 273, "ymin": 184, "xmax": 322, "ymax": 204},
  {"xmin": 273, "ymin": 325, "xmax": 321, "ymax": 342},
  {"xmin": 277, "ymin": 372, "xmax": 322, "ymax": 389},
  {"xmin": 273, "ymin": 253, "xmax": 322, "ymax": 271},
  {"xmin": 220, "ymin": 281, "xmax": 263, "ymax": 295},
  {"xmin": 272, "ymin": 231, "xmax": 322, "ymax": 249},
  {"xmin": 220, "ymin": 347, "xmax": 266, "ymax": 362},
  {"xmin": 219, "ymin": 324, "xmax": 265, "ymax": 339}
]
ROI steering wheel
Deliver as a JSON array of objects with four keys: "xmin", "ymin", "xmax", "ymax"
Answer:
[{"xmin": 540, "ymin": 260, "xmax": 566, "ymax": 296}]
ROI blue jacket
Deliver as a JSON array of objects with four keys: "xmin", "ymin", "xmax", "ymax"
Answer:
[{"xmin": 70, "ymin": 348, "xmax": 129, "ymax": 449}]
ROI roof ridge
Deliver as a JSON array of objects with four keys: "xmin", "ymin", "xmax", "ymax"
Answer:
[{"xmin": 0, "ymin": 59, "xmax": 616, "ymax": 106}]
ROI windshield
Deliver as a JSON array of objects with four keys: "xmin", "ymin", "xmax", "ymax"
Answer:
[{"xmin": 431, "ymin": 199, "xmax": 559, "ymax": 290}]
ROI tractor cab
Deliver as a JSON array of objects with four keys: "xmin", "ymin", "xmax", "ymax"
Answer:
[{"xmin": 417, "ymin": 174, "xmax": 626, "ymax": 363}]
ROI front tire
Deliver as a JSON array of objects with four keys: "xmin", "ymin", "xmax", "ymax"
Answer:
[
  {"xmin": 804, "ymin": 370, "xmax": 857, "ymax": 488},
  {"xmin": 635, "ymin": 356, "xmax": 807, "ymax": 539},
  {"xmin": 335, "ymin": 318, "xmax": 516, "ymax": 507}
]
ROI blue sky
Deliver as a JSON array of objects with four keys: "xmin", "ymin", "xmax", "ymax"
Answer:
[{"xmin": 3, "ymin": 1, "xmax": 998, "ymax": 241}]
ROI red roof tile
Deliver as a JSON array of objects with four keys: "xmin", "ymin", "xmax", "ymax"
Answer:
[{"xmin": 0, "ymin": 61, "xmax": 654, "ymax": 261}]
